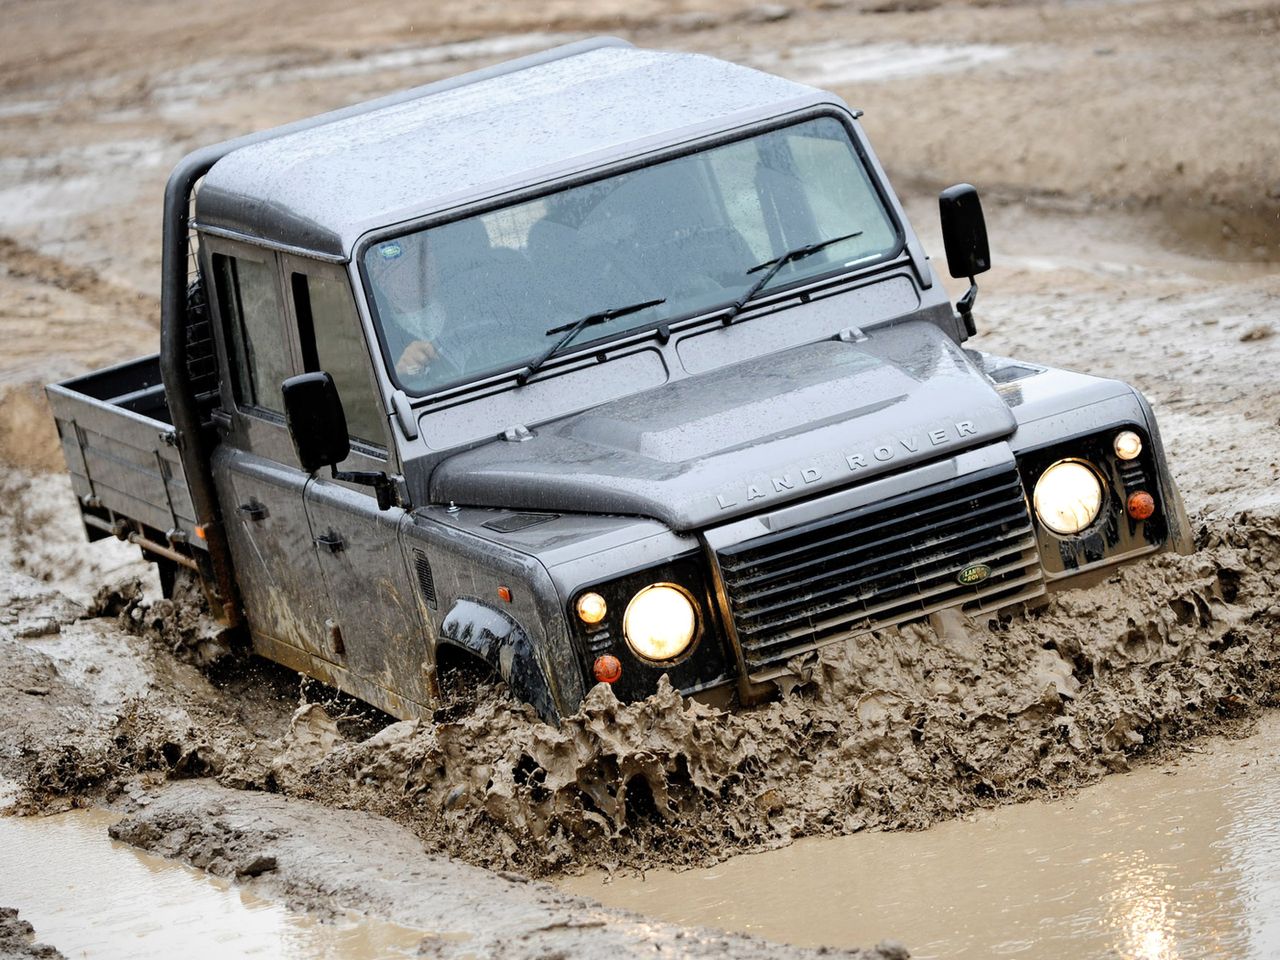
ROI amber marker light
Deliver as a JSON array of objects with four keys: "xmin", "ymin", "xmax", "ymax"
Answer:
[
  {"xmin": 1127, "ymin": 491, "xmax": 1156, "ymax": 521},
  {"xmin": 576, "ymin": 592, "xmax": 607, "ymax": 625},
  {"xmin": 593, "ymin": 654, "xmax": 622, "ymax": 684},
  {"xmin": 1114, "ymin": 430, "xmax": 1143, "ymax": 461},
  {"xmin": 194, "ymin": 525, "xmax": 207, "ymax": 541},
  {"xmin": 497, "ymin": 586, "xmax": 512, "ymax": 603}
]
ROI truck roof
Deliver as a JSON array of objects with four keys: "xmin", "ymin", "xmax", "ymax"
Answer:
[{"xmin": 194, "ymin": 41, "xmax": 839, "ymax": 260}]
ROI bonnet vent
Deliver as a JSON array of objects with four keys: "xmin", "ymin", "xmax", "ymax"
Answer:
[{"xmin": 481, "ymin": 513, "xmax": 558, "ymax": 534}]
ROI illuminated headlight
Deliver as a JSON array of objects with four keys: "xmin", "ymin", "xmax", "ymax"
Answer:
[
  {"xmin": 623, "ymin": 584, "xmax": 698, "ymax": 661},
  {"xmin": 1033, "ymin": 460, "xmax": 1104, "ymax": 536}
]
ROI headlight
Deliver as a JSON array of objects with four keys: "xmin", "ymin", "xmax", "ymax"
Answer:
[
  {"xmin": 1033, "ymin": 460, "xmax": 1104, "ymax": 535},
  {"xmin": 623, "ymin": 584, "xmax": 698, "ymax": 661}
]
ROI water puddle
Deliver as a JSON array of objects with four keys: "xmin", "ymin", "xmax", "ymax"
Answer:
[
  {"xmin": 0, "ymin": 809, "xmax": 430, "ymax": 959},
  {"xmin": 563, "ymin": 712, "xmax": 1280, "ymax": 960}
]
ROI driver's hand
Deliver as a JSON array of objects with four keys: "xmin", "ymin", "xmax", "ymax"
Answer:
[{"xmin": 396, "ymin": 339, "xmax": 438, "ymax": 376}]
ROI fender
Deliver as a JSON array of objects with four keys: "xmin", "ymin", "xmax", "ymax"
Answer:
[
  {"xmin": 438, "ymin": 599, "xmax": 561, "ymax": 723},
  {"xmin": 1132, "ymin": 387, "xmax": 1195, "ymax": 555}
]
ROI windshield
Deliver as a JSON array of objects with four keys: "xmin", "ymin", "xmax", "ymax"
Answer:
[{"xmin": 362, "ymin": 116, "xmax": 899, "ymax": 395}]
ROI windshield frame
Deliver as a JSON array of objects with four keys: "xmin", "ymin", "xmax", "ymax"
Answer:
[{"xmin": 355, "ymin": 106, "xmax": 907, "ymax": 401}]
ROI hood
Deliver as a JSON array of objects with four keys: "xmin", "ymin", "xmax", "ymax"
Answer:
[{"xmin": 430, "ymin": 321, "xmax": 1016, "ymax": 530}]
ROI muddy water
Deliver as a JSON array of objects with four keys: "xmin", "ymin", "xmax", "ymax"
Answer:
[
  {"xmin": 565, "ymin": 713, "xmax": 1280, "ymax": 960},
  {"xmin": 0, "ymin": 809, "xmax": 430, "ymax": 959}
]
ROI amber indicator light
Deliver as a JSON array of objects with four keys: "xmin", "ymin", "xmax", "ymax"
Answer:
[
  {"xmin": 1127, "ymin": 491, "xmax": 1156, "ymax": 521},
  {"xmin": 593, "ymin": 655, "xmax": 622, "ymax": 684},
  {"xmin": 497, "ymin": 586, "xmax": 512, "ymax": 603}
]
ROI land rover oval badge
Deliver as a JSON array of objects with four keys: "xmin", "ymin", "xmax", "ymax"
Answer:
[{"xmin": 957, "ymin": 562, "xmax": 992, "ymax": 586}]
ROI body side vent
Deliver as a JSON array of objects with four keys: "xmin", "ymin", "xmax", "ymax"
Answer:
[{"xmin": 412, "ymin": 548, "xmax": 437, "ymax": 609}]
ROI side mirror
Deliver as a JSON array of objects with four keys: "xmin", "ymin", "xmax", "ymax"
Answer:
[
  {"xmin": 939, "ymin": 183, "xmax": 991, "ymax": 280},
  {"xmin": 282, "ymin": 372, "xmax": 350, "ymax": 474}
]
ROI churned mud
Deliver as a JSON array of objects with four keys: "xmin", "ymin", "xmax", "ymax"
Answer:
[
  {"xmin": 292, "ymin": 520, "xmax": 1279, "ymax": 877},
  {"xmin": 3, "ymin": 510, "xmax": 1277, "ymax": 882}
]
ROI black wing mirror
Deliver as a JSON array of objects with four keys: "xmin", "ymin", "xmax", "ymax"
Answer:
[
  {"xmin": 939, "ymin": 183, "xmax": 990, "ymax": 337},
  {"xmin": 283, "ymin": 372, "xmax": 350, "ymax": 473},
  {"xmin": 282, "ymin": 372, "xmax": 397, "ymax": 511}
]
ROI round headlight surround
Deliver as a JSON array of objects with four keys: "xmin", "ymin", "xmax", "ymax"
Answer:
[
  {"xmin": 1033, "ymin": 459, "xmax": 1105, "ymax": 536},
  {"xmin": 623, "ymin": 583, "xmax": 699, "ymax": 663}
]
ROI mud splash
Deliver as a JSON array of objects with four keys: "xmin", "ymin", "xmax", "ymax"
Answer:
[
  {"xmin": 7, "ymin": 511, "xmax": 1278, "ymax": 879},
  {"xmin": 269, "ymin": 513, "xmax": 1278, "ymax": 875}
]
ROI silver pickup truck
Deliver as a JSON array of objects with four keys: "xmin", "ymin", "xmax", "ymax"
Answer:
[{"xmin": 47, "ymin": 38, "xmax": 1192, "ymax": 722}]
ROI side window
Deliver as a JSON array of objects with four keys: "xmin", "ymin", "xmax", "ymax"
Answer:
[
  {"xmin": 292, "ymin": 272, "xmax": 386, "ymax": 448},
  {"xmin": 212, "ymin": 253, "xmax": 291, "ymax": 416}
]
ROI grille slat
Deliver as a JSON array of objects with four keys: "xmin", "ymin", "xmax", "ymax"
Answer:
[
  {"xmin": 729, "ymin": 506, "xmax": 1030, "ymax": 610},
  {"xmin": 715, "ymin": 464, "xmax": 1045, "ymax": 675},
  {"xmin": 720, "ymin": 475, "xmax": 1026, "ymax": 580},
  {"xmin": 734, "ymin": 531, "xmax": 1037, "ymax": 635},
  {"xmin": 741, "ymin": 549, "xmax": 1039, "ymax": 649}
]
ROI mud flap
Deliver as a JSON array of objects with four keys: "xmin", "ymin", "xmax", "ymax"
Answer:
[{"xmin": 438, "ymin": 599, "xmax": 560, "ymax": 723}]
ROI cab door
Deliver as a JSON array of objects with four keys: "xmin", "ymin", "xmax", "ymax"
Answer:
[
  {"xmin": 284, "ymin": 258, "xmax": 430, "ymax": 711},
  {"xmin": 204, "ymin": 239, "xmax": 339, "ymax": 663}
]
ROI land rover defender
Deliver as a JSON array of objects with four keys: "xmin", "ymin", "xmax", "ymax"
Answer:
[{"xmin": 47, "ymin": 38, "xmax": 1192, "ymax": 722}]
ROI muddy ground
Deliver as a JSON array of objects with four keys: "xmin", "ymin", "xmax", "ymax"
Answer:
[{"xmin": 1, "ymin": 0, "xmax": 1278, "ymax": 955}]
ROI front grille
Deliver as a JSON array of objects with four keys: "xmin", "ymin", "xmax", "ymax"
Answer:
[{"xmin": 715, "ymin": 464, "xmax": 1044, "ymax": 676}]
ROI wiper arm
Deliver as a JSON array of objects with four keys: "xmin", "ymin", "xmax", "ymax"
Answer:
[
  {"xmin": 516, "ymin": 297, "xmax": 666, "ymax": 385},
  {"xmin": 720, "ymin": 230, "xmax": 863, "ymax": 327}
]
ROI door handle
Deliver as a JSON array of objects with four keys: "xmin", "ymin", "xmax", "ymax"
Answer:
[
  {"xmin": 314, "ymin": 531, "xmax": 345, "ymax": 553},
  {"xmin": 237, "ymin": 501, "xmax": 268, "ymax": 522}
]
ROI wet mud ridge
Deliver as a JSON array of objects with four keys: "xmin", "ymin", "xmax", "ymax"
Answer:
[
  {"xmin": 4, "ymin": 510, "xmax": 1278, "ymax": 885},
  {"xmin": 0, "ymin": 907, "xmax": 64, "ymax": 960}
]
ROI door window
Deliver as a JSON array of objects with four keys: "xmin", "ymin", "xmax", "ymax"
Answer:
[
  {"xmin": 213, "ymin": 253, "xmax": 291, "ymax": 416},
  {"xmin": 292, "ymin": 271, "xmax": 387, "ymax": 448}
]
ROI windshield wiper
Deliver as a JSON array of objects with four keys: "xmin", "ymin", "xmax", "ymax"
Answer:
[
  {"xmin": 516, "ymin": 297, "xmax": 666, "ymax": 385},
  {"xmin": 720, "ymin": 230, "xmax": 863, "ymax": 327}
]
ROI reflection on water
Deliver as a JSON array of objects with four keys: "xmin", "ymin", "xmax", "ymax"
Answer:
[
  {"xmin": 563, "ymin": 713, "xmax": 1280, "ymax": 960},
  {"xmin": 0, "ymin": 809, "xmax": 428, "ymax": 959}
]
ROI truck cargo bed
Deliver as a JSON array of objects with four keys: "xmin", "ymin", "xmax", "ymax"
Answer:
[{"xmin": 45, "ymin": 354, "xmax": 202, "ymax": 547}]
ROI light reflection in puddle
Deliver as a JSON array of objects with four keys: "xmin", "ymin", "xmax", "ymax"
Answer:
[
  {"xmin": 563, "ymin": 713, "xmax": 1280, "ymax": 960},
  {"xmin": 0, "ymin": 809, "xmax": 429, "ymax": 959}
]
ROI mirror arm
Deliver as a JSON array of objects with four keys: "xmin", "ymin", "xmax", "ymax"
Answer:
[
  {"xmin": 956, "ymin": 276, "xmax": 979, "ymax": 338},
  {"xmin": 330, "ymin": 466, "xmax": 399, "ymax": 511}
]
